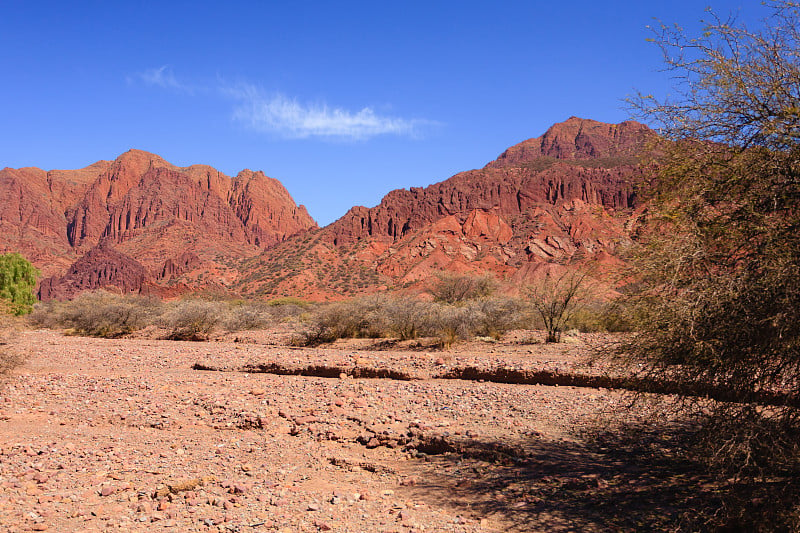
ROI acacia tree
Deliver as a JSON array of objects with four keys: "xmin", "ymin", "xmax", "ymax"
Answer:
[
  {"xmin": 619, "ymin": 2, "xmax": 800, "ymax": 528},
  {"xmin": 525, "ymin": 268, "xmax": 591, "ymax": 343}
]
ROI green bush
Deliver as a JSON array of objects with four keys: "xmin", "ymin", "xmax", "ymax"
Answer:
[
  {"xmin": 268, "ymin": 296, "xmax": 311, "ymax": 308},
  {"xmin": 0, "ymin": 253, "xmax": 39, "ymax": 316}
]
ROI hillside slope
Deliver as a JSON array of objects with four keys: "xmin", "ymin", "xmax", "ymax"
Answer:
[{"xmin": 238, "ymin": 117, "xmax": 652, "ymax": 299}]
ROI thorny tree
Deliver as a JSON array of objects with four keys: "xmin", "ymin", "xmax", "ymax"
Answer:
[
  {"xmin": 525, "ymin": 269, "xmax": 590, "ymax": 343},
  {"xmin": 620, "ymin": 1, "xmax": 800, "ymax": 529}
]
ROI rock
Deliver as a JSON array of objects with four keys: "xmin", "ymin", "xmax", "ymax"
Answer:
[
  {"xmin": 158, "ymin": 252, "xmax": 201, "ymax": 281},
  {"xmin": 231, "ymin": 483, "xmax": 249, "ymax": 495}
]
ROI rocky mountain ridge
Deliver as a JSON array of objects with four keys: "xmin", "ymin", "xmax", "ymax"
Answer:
[
  {"xmin": 0, "ymin": 150, "xmax": 316, "ymax": 299},
  {"xmin": 2, "ymin": 117, "xmax": 652, "ymax": 300},
  {"xmin": 237, "ymin": 117, "xmax": 651, "ymax": 299}
]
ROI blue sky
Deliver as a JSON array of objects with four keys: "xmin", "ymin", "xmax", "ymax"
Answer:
[{"xmin": 1, "ymin": 1, "xmax": 767, "ymax": 226}]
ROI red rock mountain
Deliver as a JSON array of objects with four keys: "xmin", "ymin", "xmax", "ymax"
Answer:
[
  {"xmin": 2, "ymin": 118, "xmax": 652, "ymax": 301},
  {"xmin": 0, "ymin": 150, "xmax": 316, "ymax": 299},
  {"xmin": 238, "ymin": 117, "xmax": 654, "ymax": 299}
]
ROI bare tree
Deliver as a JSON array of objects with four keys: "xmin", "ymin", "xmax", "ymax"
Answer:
[
  {"xmin": 427, "ymin": 272, "xmax": 497, "ymax": 305},
  {"xmin": 618, "ymin": 2, "xmax": 800, "ymax": 528},
  {"xmin": 525, "ymin": 269, "xmax": 591, "ymax": 343}
]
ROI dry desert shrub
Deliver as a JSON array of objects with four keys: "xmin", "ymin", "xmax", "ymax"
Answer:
[
  {"xmin": 381, "ymin": 296, "xmax": 432, "ymax": 340},
  {"xmin": 266, "ymin": 297, "xmax": 311, "ymax": 322},
  {"xmin": 159, "ymin": 300, "xmax": 223, "ymax": 341},
  {"xmin": 301, "ymin": 299, "xmax": 368, "ymax": 345},
  {"xmin": 221, "ymin": 302, "xmax": 273, "ymax": 332},
  {"xmin": 566, "ymin": 301, "xmax": 634, "ymax": 333},
  {"xmin": 427, "ymin": 272, "xmax": 497, "ymax": 304},
  {"xmin": 425, "ymin": 303, "xmax": 483, "ymax": 348},
  {"xmin": 301, "ymin": 293, "xmax": 527, "ymax": 347},
  {"xmin": 617, "ymin": 3, "xmax": 800, "ymax": 528},
  {"xmin": 30, "ymin": 291, "xmax": 305, "ymax": 339},
  {"xmin": 470, "ymin": 296, "xmax": 527, "ymax": 340},
  {"xmin": 301, "ymin": 295, "xmax": 440, "ymax": 346},
  {"xmin": 30, "ymin": 291, "xmax": 160, "ymax": 338}
]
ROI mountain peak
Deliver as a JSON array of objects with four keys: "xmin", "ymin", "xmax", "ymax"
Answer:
[
  {"xmin": 112, "ymin": 149, "xmax": 172, "ymax": 173},
  {"xmin": 488, "ymin": 117, "xmax": 652, "ymax": 168}
]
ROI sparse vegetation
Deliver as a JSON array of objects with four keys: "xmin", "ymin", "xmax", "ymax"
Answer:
[
  {"xmin": 427, "ymin": 272, "xmax": 497, "ymax": 304},
  {"xmin": 220, "ymin": 301, "xmax": 273, "ymax": 332},
  {"xmin": 159, "ymin": 300, "xmax": 222, "ymax": 341},
  {"xmin": 427, "ymin": 302, "xmax": 482, "ymax": 348},
  {"xmin": 300, "ymin": 292, "xmax": 527, "ymax": 348},
  {"xmin": 31, "ymin": 291, "xmax": 159, "ymax": 338},
  {"xmin": 0, "ymin": 307, "xmax": 24, "ymax": 382},
  {"xmin": 30, "ymin": 292, "xmax": 312, "ymax": 340},
  {"xmin": 469, "ymin": 297, "xmax": 527, "ymax": 340},
  {"xmin": 620, "ymin": 2, "xmax": 800, "ymax": 529}
]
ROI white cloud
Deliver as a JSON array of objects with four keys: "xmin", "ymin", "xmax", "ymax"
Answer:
[
  {"xmin": 135, "ymin": 66, "xmax": 192, "ymax": 93},
  {"xmin": 226, "ymin": 84, "xmax": 430, "ymax": 140},
  {"xmin": 130, "ymin": 70, "xmax": 434, "ymax": 141}
]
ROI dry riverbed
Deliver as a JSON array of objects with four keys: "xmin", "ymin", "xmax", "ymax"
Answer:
[{"xmin": 0, "ymin": 329, "xmax": 696, "ymax": 532}]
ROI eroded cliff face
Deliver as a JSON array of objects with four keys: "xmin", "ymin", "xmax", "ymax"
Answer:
[
  {"xmin": 239, "ymin": 117, "xmax": 652, "ymax": 299},
  {"xmin": 1, "ymin": 149, "xmax": 316, "ymax": 299},
  {"xmin": 228, "ymin": 170, "xmax": 315, "ymax": 248},
  {"xmin": 324, "ymin": 117, "xmax": 647, "ymax": 247}
]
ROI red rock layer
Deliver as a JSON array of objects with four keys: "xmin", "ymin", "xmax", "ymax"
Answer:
[
  {"xmin": 1, "ymin": 149, "xmax": 316, "ymax": 298},
  {"xmin": 324, "ymin": 118, "xmax": 648, "ymax": 247},
  {"xmin": 487, "ymin": 116, "xmax": 652, "ymax": 166}
]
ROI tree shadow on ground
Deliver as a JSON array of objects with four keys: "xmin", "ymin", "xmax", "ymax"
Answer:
[{"xmin": 399, "ymin": 421, "xmax": 798, "ymax": 532}]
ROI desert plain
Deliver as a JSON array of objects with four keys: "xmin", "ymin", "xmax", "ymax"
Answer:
[{"xmin": 0, "ymin": 327, "xmax": 703, "ymax": 532}]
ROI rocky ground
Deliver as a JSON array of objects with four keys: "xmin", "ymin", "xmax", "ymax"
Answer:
[{"xmin": 0, "ymin": 329, "xmax": 700, "ymax": 532}]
